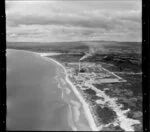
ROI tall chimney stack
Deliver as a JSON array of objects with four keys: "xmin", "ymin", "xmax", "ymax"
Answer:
[{"xmin": 79, "ymin": 60, "xmax": 80, "ymax": 72}]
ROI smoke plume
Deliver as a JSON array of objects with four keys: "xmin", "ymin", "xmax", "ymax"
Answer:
[{"xmin": 80, "ymin": 48, "xmax": 95, "ymax": 61}]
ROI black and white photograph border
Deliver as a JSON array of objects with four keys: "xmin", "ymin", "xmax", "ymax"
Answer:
[{"xmin": 0, "ymin": 0, "xmax": 149, "ymax": 131}]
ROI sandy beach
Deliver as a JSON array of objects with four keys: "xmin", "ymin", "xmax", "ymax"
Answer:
[{"xmin": 39, "ymin": 53, "xmax": 98, "ymax": 131}]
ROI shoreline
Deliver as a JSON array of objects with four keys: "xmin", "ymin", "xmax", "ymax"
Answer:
[
  {"xmin": 38, "ymin": 53, "xmax": 98, "ymax": 131},
  {"xmin": 8, "ymin": 48, "xmax": 97, "ymax": 131},
  {"xmin": 7, "ymin": 49, "xmax": 96, "ymax": 130}
]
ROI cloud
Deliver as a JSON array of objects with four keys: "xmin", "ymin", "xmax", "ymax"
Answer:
[{"xmin": 6, "ymin": 0, "xmax": 142, "ymax": 42}]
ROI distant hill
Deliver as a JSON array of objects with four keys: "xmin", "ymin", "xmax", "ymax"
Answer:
[
  {"xmin": 81, "ymin": 41, "xmax": 141, "ymax": 54},
  {"xmin": 7, "ymin": 41, "xmax": 90, "ymax": 53},
  {"xmin": 7, "ymin": 41, "xmax": 141, "ymax": 54},
  {"xmin": 7, "ymin": 41, "xmax": 142, "ymax": 47}
]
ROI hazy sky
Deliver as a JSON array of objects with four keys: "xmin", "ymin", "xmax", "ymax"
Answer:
[{"xmin": 6, "ymin": 0, "xmax": 141, "ymax": 42}]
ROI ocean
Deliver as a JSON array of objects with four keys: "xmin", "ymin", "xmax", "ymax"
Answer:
[{"xmin": 6, "ymin": 49, "xmax": 91, "ymax": 131}]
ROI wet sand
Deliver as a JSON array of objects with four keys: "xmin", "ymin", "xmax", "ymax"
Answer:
[
  {"xmin": 40, "ymin": 53, "xmax": 98, "ymax": 131},
  {"xmin": 54, "ymin": 66, "xmax": 91, "ymax": 131}
]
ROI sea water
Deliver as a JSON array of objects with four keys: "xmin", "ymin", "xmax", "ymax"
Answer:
[{"xmin": 6, "ymin": 49, "xmax": 91, "ymax": 131}]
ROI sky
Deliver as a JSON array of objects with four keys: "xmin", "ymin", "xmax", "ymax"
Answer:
[{"xmin": 6, "ymin": 0, "xmax": 142, "ymax": 42}]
